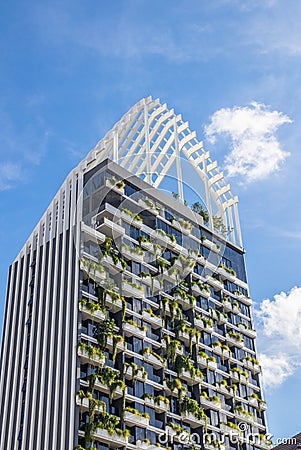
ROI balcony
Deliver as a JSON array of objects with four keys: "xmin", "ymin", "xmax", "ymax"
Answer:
[
  {"xmin": 142, "ymin": 310, "xmax": 163, "ymax": 329},
  {"xmin": 235, "ymin": 410, "xmax": 254, "ymax": 424},
  {"xmin": 192, "ymin": 283, "xmax": 210, "ymax": 298},
  {"xmin": 243, "ymin": 359, "xmax": 261, "ymax": 374},
  {"xmin": 174, "ymin": 293, "xmax": 195, "ymax": 311},
  {"xmin": 234, "ymin": 291, "xmax": 252, "ymax": 306},
  {"xmin": 93, "ymin": 427, "xmax": 129, "ymax": 448},
  {"xmin": 122, "ymin": 281, "xmax": 145, "ymax": 299},
  {"xmin": 180, "ymin": 369, "xmax": 203, "ymax": 386},
  {"xmin": 203, "ymin": 239, "xmax": 219, "ymax": 253},
  {"xmin": 178, "ymin": 330, "xmax": 197, "ymax": 346},
  {"xmin": 230, "ymin": 370, "xmax": 249, "ymax": 385},
  {"xmin": 123, "ymin": 322, "xmax": 146, "ymax": 339},
  {"xmin": 105, "ymin": 293, "xmax": 123, "ymax": 313},
  {"xmin": 205, "ymin": 275, "xmax": 224, "ymax": 291},
  {"xmin": 78, "ymin": 346, "xmax": 105, "ymax": 366},
  {"xmin": 216, "ymin": 383, "xmax": 234, "ymax": 398},
  {"xmin": 95, "ymin": 217, "xmax": 125, "ymax": 238},
  {"xmin": 124, "ymin": 365, "xmax": 148, "ymax": 382},
  {"xmin": 79, "ymin": 303, "xmax": 105, "ymax": 322},
  {"xmin": 163, "ymin": 380, "xmax": 185, "ymax": 397},
  {"xmin": 218, "ymin": 267, "xmax": 237, "ymax": 283},
  {"xmin": 106, "ymin": 336, "xmax": 126, "ymax": 353},
  {"xmin": 138, "ymin": 198, "xmax": 160, "ymax": 216},
  {"xmin": 76, "ymin": 395, "xmax": 104, "ymax": 413},
  {"xmin": 144, "ymin": 396, "xmax": 170, "ymax": 413},
  {"xmin": 123, "ymin": 410, "xmax": 149, "ymax": 428},
  {"xmin": 195, "ymin": 317, "xmax": 214, "ymax": 333},
  {"xmin": 181, "ymin": 411, "xmax": 206, "ymax": 428},
  {"xmin": 94, "ymin": 379, "xmax": 125, "ymax": 399},
  {"xmin": 200, "ymin": 395, "xmax": 222, "ymax": 411},
  {"xmin": 166, "ymin": 425, "xmax": 190, "ymax": 442},
  {"xmin": 210, "ymin": 309, "xmax": 228, "ymax": 325},
  {"xmin": 121, "ymin": 244, "xmax": 145, "ymax": 263},
  {"xmin": 238, "ymin": 323, "xmax": 257, "ymax": 339},
  {"xmin": 226, "ymin": 333, "xmax": 244, "ymax": 349},
  {"xmin": 212, "ymin": 345, "xmax": 231, "ymax": 360},
  {"xmin": 197, "ymin": 355, "xmax": 217, "ymax": 370},
  {"xmin": 102, "ymin": 255, "xmax": 125, "ymax": 274},
  {"xmin": 121, "ymin": 210, "xmax": 143, "ymax": 229},
  {"xmin": 143, "ymin": 351, "xmax": 166, "ymax": 369}
]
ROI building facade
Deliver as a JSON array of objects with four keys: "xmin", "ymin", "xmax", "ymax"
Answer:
[{"xmin": 0, "ymin": 97, "xmax": 270, "ymax": 450}]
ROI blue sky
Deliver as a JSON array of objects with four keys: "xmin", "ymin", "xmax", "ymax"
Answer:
[{"xmin": 1, "ymin": 0, "xmax": 301, "ymax": 440}]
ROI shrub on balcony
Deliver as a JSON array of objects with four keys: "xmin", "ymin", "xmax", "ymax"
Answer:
[
  {"xmin": 124, "ymin": 406, "xmax": 150, "ymax": 419},
  {"xmin": 78, "ymin": 342, "xmax": 105, "ymax": 362},
  {"xmin": 165, "ymin": 377, "xmax": 186, "ymax": 399},
  {"xmin": 167, "ymin": 421, "xmax": 190, "ymax": 437},
  {"xmin": 164, "ymin": 335, "xmax": 183, "ymax": 363},
  {"xmin": 175, "ymin": 354, "xmax": 203, "ymax": 381},
  {"xmin": 121, "ymin": 208, "xmax": 143, "ymax": 223},
  {"xmin": 125, "ymin": 319, "xmax": 147, "ymax": 332},
  {"xmin": 180, "ymin": 396, "xmax": 208, "ymax": 424},
  {"xmin": 227, "ymin": 331, "xmax": 244, "ymax": 343}
]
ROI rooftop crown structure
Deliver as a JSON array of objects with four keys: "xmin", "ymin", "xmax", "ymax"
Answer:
[{"xmin": 0, "ymin": 97, "xmax": 269, "ymax": 450}]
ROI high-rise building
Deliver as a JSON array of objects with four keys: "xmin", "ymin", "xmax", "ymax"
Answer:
[{"xmin": 0, "ymin": 97, "xmax": 270, "ymax": 450}]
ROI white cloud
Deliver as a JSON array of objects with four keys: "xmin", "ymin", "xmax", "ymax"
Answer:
[
  {"xmin": 0, "ymin": 163, "xmax": 23, "ymax": 191},
  {"xmin": 257, "ymin": 286, "xmax": 301, "ymax": 347},
  {"xmin": 205, "ymin": 102, "xmax": 292, "ymax": 183},
  {"xmin": 255, "ymin": 286, "xmax": 301, "ymax": 388},
  {"xmin": 259, "ymin": 353, "xmax": 295, "ymax": 388}
]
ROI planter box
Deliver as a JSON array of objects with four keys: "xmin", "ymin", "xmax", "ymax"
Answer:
[
  {"xmin": 238, "ymin": 324, "xmax": 256, "ymax": 339},
  {"xmin": 230, "ymin": 370, "xmax": 248, "ymax": 385},
  {"xmin": 76, "ymin": 395, "xmax": 104, "ymax": 413},
  {"xmin": 236, "ymin": 411, "xmax": 254, "ymax": 424},
  {"xmin": 203, "ymin": 240, "xmax": 219, "ymax": 253},
  {"xmin": 105, "ymin": 294, "xmax": 123, "ymax": 313},
  {"xmin": 124, "ymin": 366, "xmax": 148, "ymax": 382},
  {"xmin": 181, "ymin": 411, "xmax": 206, "ymax": 428},
  {"xmin": 123, "ymin": 411, "xmax": 149, "ymax": 428},
  {"xmin": 226, "ymin": 334, "xmax": 244, "ymax": 349},
  {"xmin": 180, "ymin": 369, "xmax": 203, "ymax": 386},
  {"xmin": 94, "ymin": 380, "xmax": 125, "ymax": 399},
  {"xmin": 121, "ymin": 210, "xmax": 143, "ymax": 229},
  {"xmin": 144, "ymin": 352, "xmax": 166, "ymax": 369},
  {"xmin": 195, "ymin": 318, "xmax": 213, "ymax": 333},
  {"xmin": 174, "ymin": 294, "xmax": 195, "ymax": 311},
  {"xmin": 79, "ymin": 303, "xmax": 106, "ymax": 322},
  {"xmin": 234, "ymin": 292, "xmax": 252, "ymax": 306},
  {"xmin": 243, "ymin": 360, "xmax": 261, "ymax": 374},
  {"xmin": 212, "ymin": 346, "xmax": 230, "ymax": 360},
  {"xmin": 102, "ymin": 255, "xmax": 124, "ymax": 274},
  {"xmin": 122, "ymin": 281, "xmax": 144, "ymax": 299},
  {"xmin": 163, "ymin": 381, "xmax": 182, "ymax": 397},
  {"xmin": 121, "ymin": 246, "xmax": 144, "ymax": 263},
  {"xmin": 201, "ymin": 396, "xmax": 222, "ymax": 411},
  {"xmin": 166, "ymin": 426, "xmax": 190, "ymax": 442},
  {"xmin": 81, "ymin": 260, "xmax": 106, "ymax": 284},
  {"xmin": 106, "ymin": 336, "xmax": 126, "ymax": 353},
  {"xmin": 123, "ymin": 322, "xmax": 146, "ymax": 339},
  {"xmin": 197, "ymin": 355, "xmax": 217, "ymax": 370},
  {"xmin": 206, "ymin": 275, "xmax": 224, "ymax": 291},
  {"xmin": 223, "ymin": 300, "xmax": 232, "ymax": 313},
  {"xmin": 144, "ymin": 397, "xmax": 170, "ymax": 413},
  {"xmin": 218, "ymin": 268, "xmax": 237, "ymax": 283},
  {"xmin": 205, "ymin": 445, "xmax": 226, "ymax": 450},
  {"xmin": 171, "ymin": 220, "xmax": 191, "ymax": 236},
  {"xmin": 142, "ymin": 310, "xmax": 163, "ymax": 329},
  {"xmin": 78, "ymin": 347, "xmax": 105, "ymax": 366},
  {"xmin": 94, "ymin": 427, "xmax": 129, "ymax": 448},
  {"xmin": 178, "ymin": 330, "xmax": 197, "ymax": 346},
  {"xmin": 216, "ymin": 384, "xmax": 234, "ymax": 398},
  {"xmin": 138, "ymin": 198, "xmax": 159, "ymax": 216}
]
